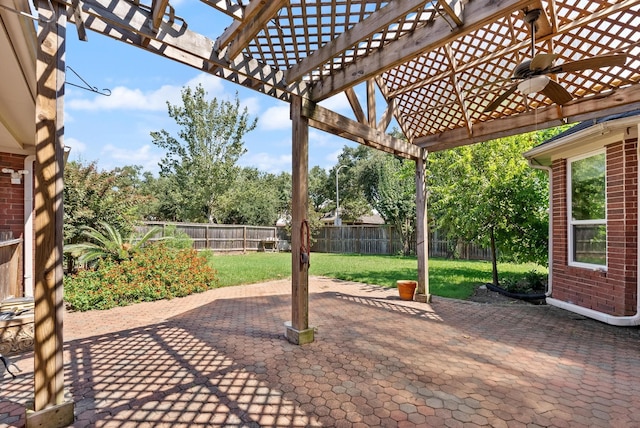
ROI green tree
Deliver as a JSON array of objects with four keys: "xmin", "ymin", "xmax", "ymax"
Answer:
[
  {"xmin": 63, "ymin": 161, "xmax": 151, "ymax": 270},
  {"xmin": 309, "ymin": 166, "xmax": 330, "ymax": 212},
  {"xmin": 428, "ymin": 132, "xmax": 551, "ymax": 285},
  {"xmin": 217, "ymin": 167, "xmax": 283, "ymax": 225},
  {"xmin": 330, "ymin": 145, "xmax": 373, "ymax": 223},
  {"xmin": 357, "ymin": 151, "xmax": 416, "ymax": 255},
  {"xmin": 137, "ymin": 172, "xmax": 185, "ymax": 221},
  {"xmin": 151, "ymin": 84, "xmax": 257, "ymax": 222}
]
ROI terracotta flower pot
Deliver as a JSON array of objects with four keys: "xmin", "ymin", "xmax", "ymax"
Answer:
[{"xmin": 397, "ymin": 280, "xmax": 417, "ymax": 301}]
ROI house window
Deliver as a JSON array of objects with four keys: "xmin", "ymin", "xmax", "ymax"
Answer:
[{"xmin": 568, "ymin": 151, "xmax": 606, "ymax": 267}]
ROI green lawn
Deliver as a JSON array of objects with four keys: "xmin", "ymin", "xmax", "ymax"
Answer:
[{"xmin": 209, "ymin": 252, "xmax": 546, "ymax": 300}]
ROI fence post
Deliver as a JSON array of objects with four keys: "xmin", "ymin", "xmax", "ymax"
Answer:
[{"xmin": 243, "ymin": 226, "xmax": 247, "ymax": 252}]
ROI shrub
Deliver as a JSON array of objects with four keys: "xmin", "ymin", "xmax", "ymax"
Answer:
[
  {"xmin": 161, "ymin": 224, "xmax": 194, "ymax": 250},
  {"xmin": 500, "ymin": 269, "xmax": 547, "ymax": 294},
  {"xmin": 65, "ymin": 222, "xmax": 162, "ymax": 269},
  {"xmin": 64, "ymin": 242, "xmax": 218, "ymax": 311}
]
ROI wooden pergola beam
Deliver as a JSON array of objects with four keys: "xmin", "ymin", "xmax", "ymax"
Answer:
[
  {"xmin": 311, "ymin": 0, "xmax": 534, "ymax": 101},
  {"xmin": 62, "ymin": 0, "xmax": 308, "ymax": 98},
  {"xmin": 416, "ymin": 84, "xmax": 640, "ymax": 151},
  {"xmin": 216, "ymin": 0, "xmax": 288, "ymax": 60},
  {"xmin": 367, "ymin": 79, "xmax": 376, "ymax": 127},
  {"xmin": 285, "ymin": 0, "xmax": 431, "ymax": 84},
  {"xmin": 301, "ymin": 100, "xmax": 421, "ymax": 159},
  {"xmin": 374, "ymin": 76, "xmax": 396, "ymax": 134},
  {"xmin": 377, "ymin": 100, "xmax": 395, "ymax": 133},
  {"xmin": 345, "ymin": 87, "xmax": 367, "ymax": 124}
]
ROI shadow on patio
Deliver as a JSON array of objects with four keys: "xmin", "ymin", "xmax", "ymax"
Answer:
[{"xmin": 2, "ymin": 277, "xmax": 640, "ymax": 427}]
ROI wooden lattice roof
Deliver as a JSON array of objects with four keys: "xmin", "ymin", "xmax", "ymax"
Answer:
[{"xmin": 63, "ymin": 0, "xmax": 640, "ymax": 158}]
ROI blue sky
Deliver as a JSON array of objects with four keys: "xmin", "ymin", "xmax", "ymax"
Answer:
[{"xmin": 63, "ymin": 1, "xmax": 374, "ymax": 175}]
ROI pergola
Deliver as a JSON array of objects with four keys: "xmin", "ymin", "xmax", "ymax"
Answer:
[{"xmin": 10, "ymin": 0, "xmax": 640, "ymax": 425}]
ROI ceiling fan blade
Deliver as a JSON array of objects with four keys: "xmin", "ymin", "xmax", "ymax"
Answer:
[
  {"xmin": 540, "ymin": 79, "xmax": 573, "ymax": 105},
  {"xmin": 549, "ymin": 54, "xmax": 628, "ymax": 74},
  {"xmin": 484, "ymin": 84, "xmax": 519, "ymax": 112},
  {"xmin": 530, "ymin": 53, "xmax": 557, "ymax": 71}
]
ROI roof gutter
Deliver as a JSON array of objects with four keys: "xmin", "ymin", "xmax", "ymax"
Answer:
[{"xmin": 524, "ymin": 116, "xmax": 640, "ymax": 161}]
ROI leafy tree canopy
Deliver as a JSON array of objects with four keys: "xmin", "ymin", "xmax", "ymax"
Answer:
[
  {"xmin": 427, "ymin": 130, "xmax": 558, "ymax": 283},
  {"xmin": 357, "ymin": 149, "xmax": 416, "ymax": 255},
  {"xmin": 151, "ymin": 84, "xmax": 257, "ymax": 223},
  {"xmin": 330, "ymin": 145, "xmax": 373, "ymax": 223},
  {"xmin": 63, "ymin": 161, "xmax": 149, "ymax": 245},
  {"xmin": 217, "ymin": 167, "xmax": 287, "ymax": 226}
]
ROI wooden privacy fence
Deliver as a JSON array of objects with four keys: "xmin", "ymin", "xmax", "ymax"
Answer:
[
  {"xmin": 314, "ymin": 225, "xmax": 405, "ymax": 255},
  {"xmin": 138, "ymin": 222, "xmax": 491, "ymax": 260},
  {"xmin": 314, "ymin": 225, "xmax": 492, "ymax": 260},
  {"xmin": 140, "ymin": 222, "xmax": 279, "ymax": 252}
]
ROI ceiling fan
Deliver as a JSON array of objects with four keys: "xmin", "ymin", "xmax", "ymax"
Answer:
[{"xmin": 484, "ymin": 8, "xmax": 628, "ymax": 113}]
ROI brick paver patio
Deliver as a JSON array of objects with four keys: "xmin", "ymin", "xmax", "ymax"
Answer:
[{"xmin": 2, "ymin": 277, "xmax": 640, "ymax": 427}]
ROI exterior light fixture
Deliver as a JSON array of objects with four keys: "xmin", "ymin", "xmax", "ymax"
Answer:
[
  {"xmin": 517, "ymin": 75, "xmax": 550, "ymax": 95},
  {"xmin": 2, "ymin": 168, "xmax": 28, "ymax": 184}
]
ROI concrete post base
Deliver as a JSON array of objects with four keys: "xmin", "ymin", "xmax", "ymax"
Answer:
[
  {"xmin": 284, "ymin": 321, "xmax": 315, "ymax": 345},
  {"xmin": 26, "ymin": 401, "xmax": 74, "ymax": 428},
  {"xmin": 415, "ymin": 293, "xmax": 432, "ymax": 303}
]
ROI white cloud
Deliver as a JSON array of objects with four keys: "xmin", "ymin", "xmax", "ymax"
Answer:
[
  {"xmin": 101, "ymin": 144, "xmax": 163, "ymax": 173},
  {"xmin": 64, "ymin": 137, "xmax": 86, "ymax": 154},
  {"xmin": 309, "ymin": 129, "xmax": 344, "ymax": 147},
  {"xmin": 325, "ymin": 148, "xmax": 343, "ymax": 165},
  {"xmin": 319, "ymin": 92, "xmax": 351, "ymax": 113},
  {"xmin": 258, "ymin": 105, "xmax": 291, "ymax": 131},
  {"xmin": 67, "ymin": 73, "xmax": 226, "ymax": 112},
  {"xmin": 242, "ymin": 96, "xmax": 261, "ymax": 117},
  {"xmin": 240, "ymin": 152, "xmax": 292, "ymax": 174},
  {"xmin": 184, "ymin": 74, "xmax": 226, "ymax": 98}
]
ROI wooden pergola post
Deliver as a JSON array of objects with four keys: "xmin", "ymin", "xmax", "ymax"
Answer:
[
  {"xmin": 27, "ymin": 1, "xmax": 74, "ymax": 426},
  {"xmin": 285, "ymin": 96, "xmax": 314, "ymax": 345},
  {"xmin": 415, "ymin": 148, "xmax": 431, "ymax": 303}
]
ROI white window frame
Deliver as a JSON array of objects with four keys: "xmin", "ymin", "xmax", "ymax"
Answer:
[{"xmin": 567, "ymin": 149, "xmax": 607, "ymax": 269}]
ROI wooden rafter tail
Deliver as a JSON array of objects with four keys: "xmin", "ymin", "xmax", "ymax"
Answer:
[
  {"xmin": 150, "ymin": 0, "xmax": 170, "ymax": 31},
  {"xmin": 216, "ymin": 0, "xmax": 287, "ymax": 61},
  {"xmin": 437, "ymin": 0, "xmax": 464, "ymax": 26},
  {"xmin": 200, "ymin": 0, "xmax": 243, "ymax": 20},
  {"xmin": 70, "ymin": 0, "xmax": 87, "ymax": 41}
]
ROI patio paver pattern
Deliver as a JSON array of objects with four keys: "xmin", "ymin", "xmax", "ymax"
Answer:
[{"xmin": 1, "ymin": 277, "xmax": 640, "ymax": 427}]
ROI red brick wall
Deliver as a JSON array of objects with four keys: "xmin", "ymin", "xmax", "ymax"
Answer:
[
  {"xmin": 551, "ymin": 140, "xmax": 638, "ymax": 316},
  {"xmin": 0, "ymin": 153, "xmax": 26, "ymax": 240}
]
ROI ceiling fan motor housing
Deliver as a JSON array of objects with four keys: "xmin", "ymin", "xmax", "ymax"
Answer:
[{"xmin": 514, "ymin": 60, "xmax": 535, "ymax": 78}]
